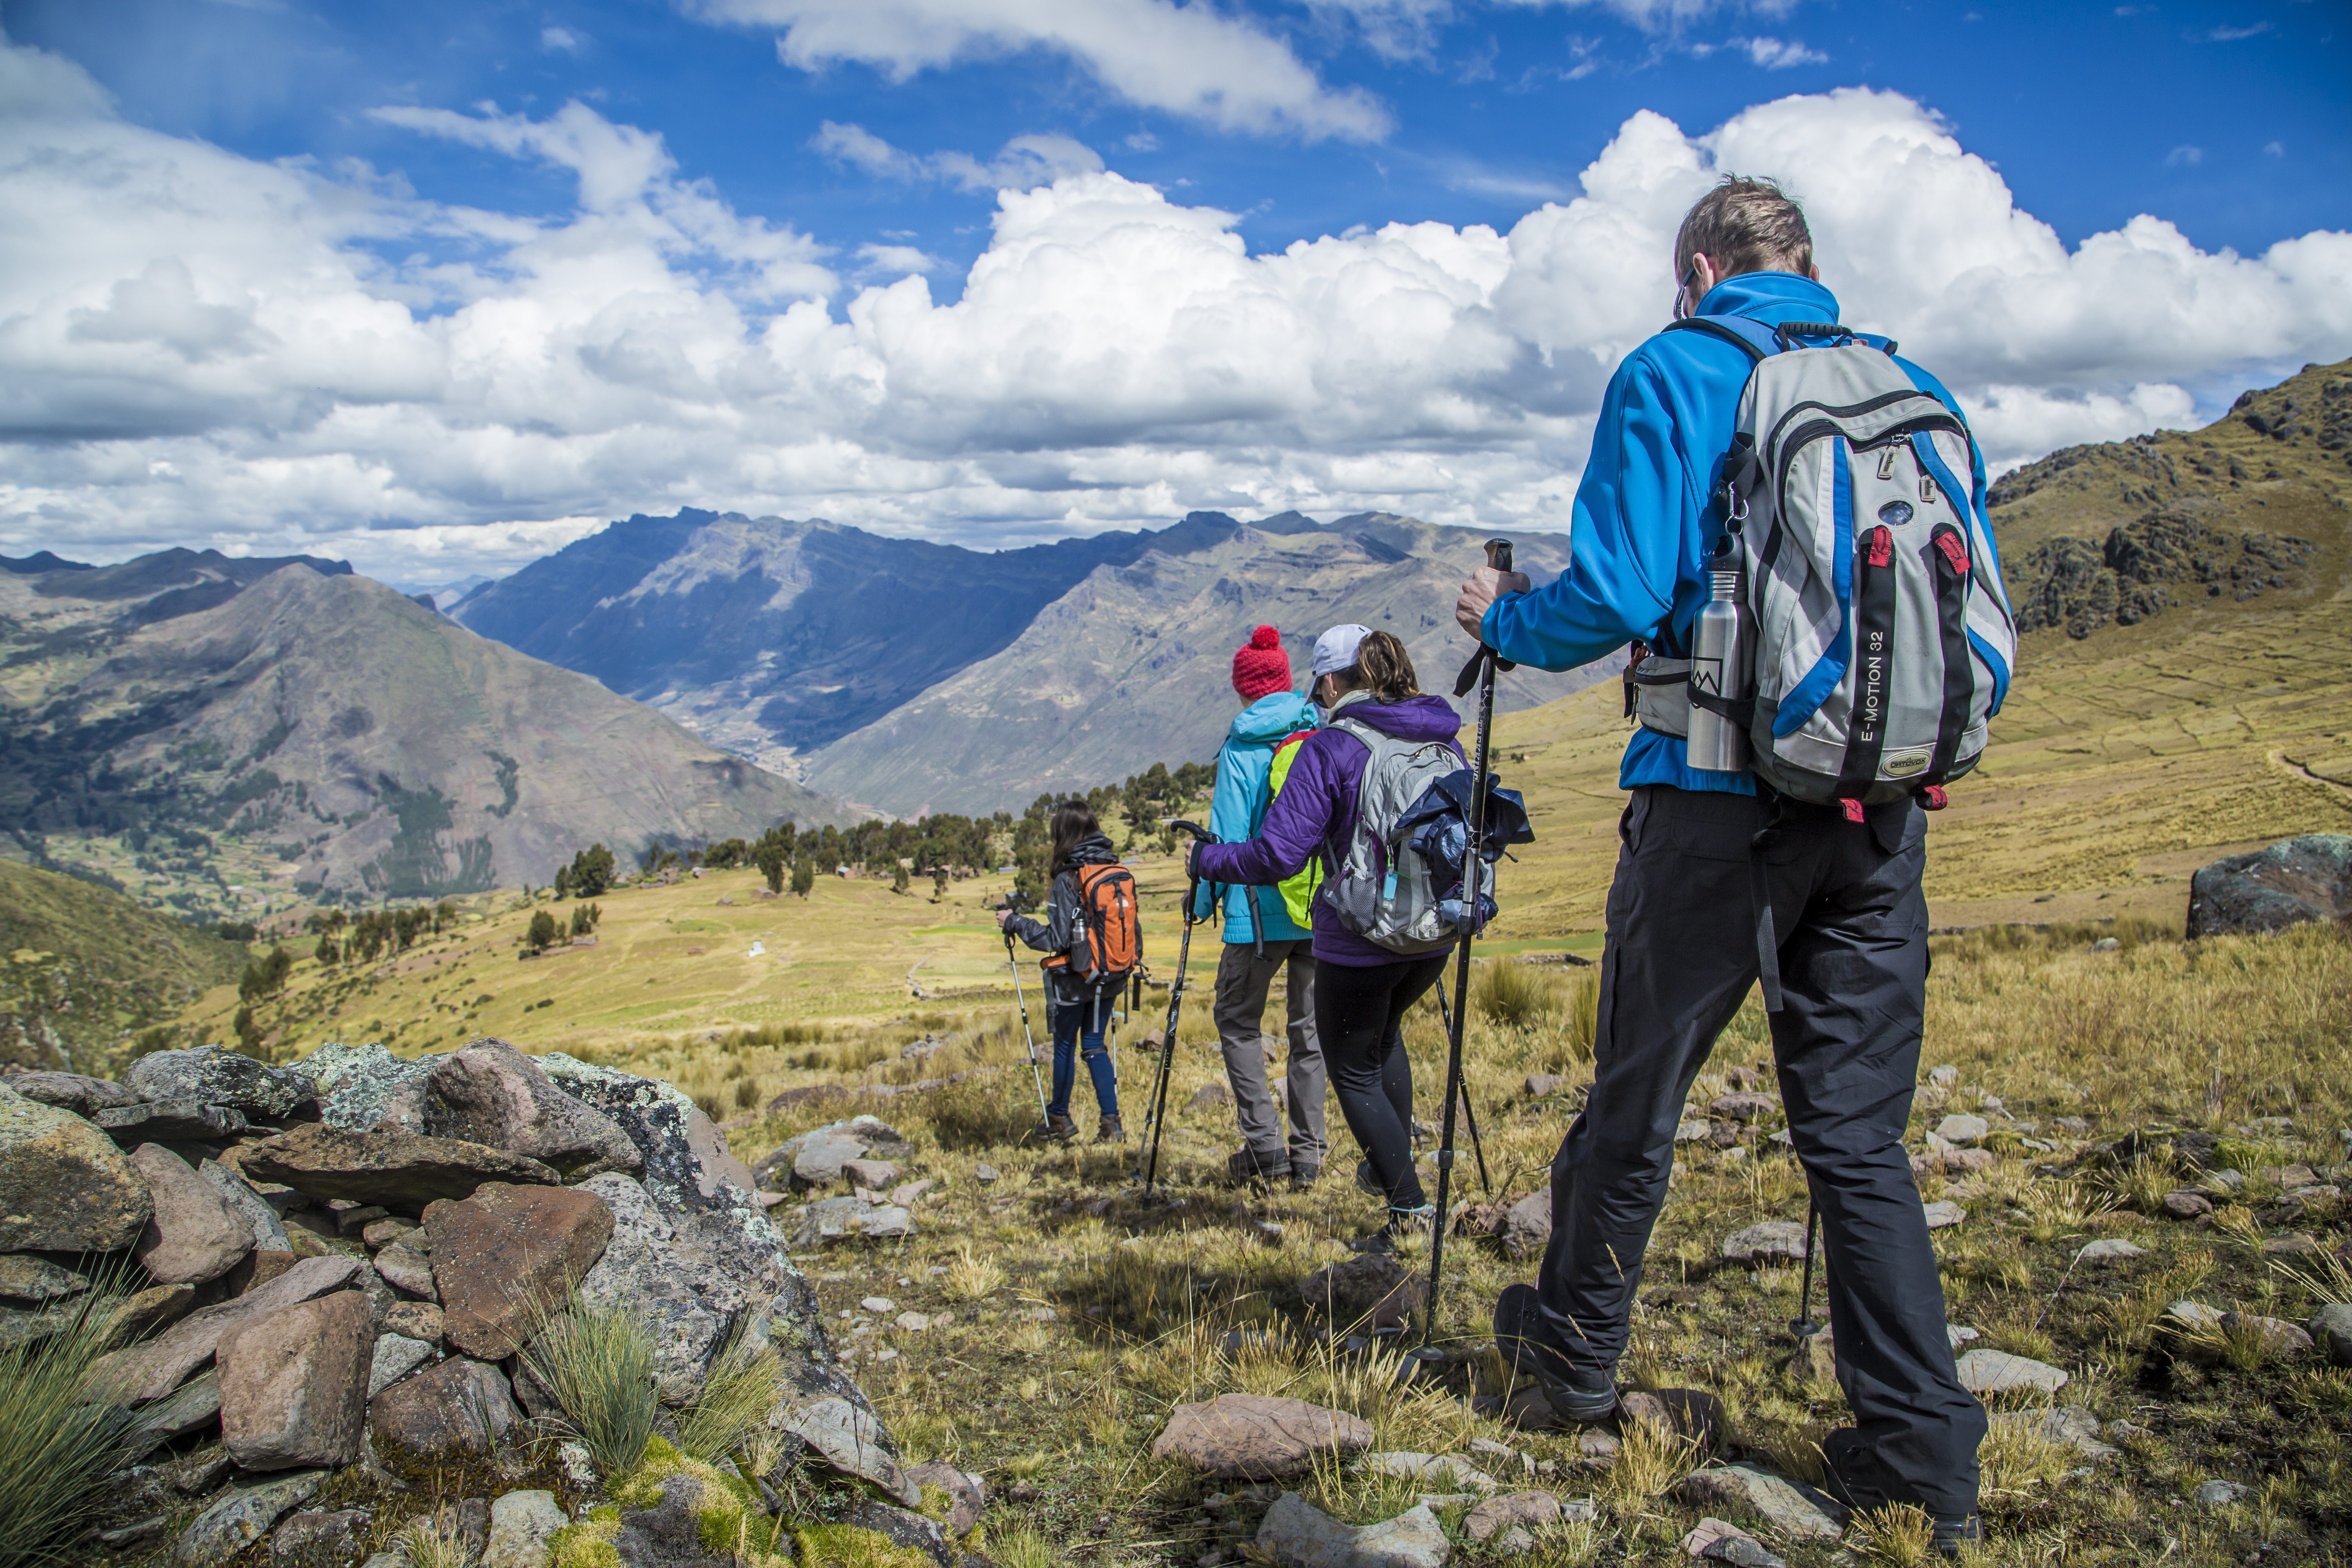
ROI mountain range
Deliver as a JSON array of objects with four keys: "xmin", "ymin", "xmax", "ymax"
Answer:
[
  {"xmin": 453, "ymin": 509, "xmax": 1599, "ymax": 817},
  {"xmin": 0, "ymin": 549, "xmax": 840, "ymax": 917}
]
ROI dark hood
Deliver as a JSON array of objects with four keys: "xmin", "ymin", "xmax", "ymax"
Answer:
[
  {"xmin": 1054, "ymin": 831, "xmax": 1119, "ymax": 874},
  {"xmin": 1328, "ymin": 692, "xmax": 1462, "ymax": 744}
]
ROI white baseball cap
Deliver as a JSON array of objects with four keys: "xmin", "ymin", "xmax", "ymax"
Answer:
[{"xmin": 1312, "ymin": 624, "xmax": 1372, "ymax": 679}]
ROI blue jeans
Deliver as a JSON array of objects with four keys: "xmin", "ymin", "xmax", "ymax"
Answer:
[{"xmin": 1048, "ymin": 993, "xmax": 1120, "ymax": 1121}]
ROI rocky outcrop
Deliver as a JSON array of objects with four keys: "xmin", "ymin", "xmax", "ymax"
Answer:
[
  {"xmin": 2187, "ymin": 834, "xmax": 2352, "ymax": 938},
  {"xmin": 1, "ymin": 1038, "xmax": 878, "ymax": 1567}
]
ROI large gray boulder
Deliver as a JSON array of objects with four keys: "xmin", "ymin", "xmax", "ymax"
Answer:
[
  {"xmin": 0, "ymin": 1081, "xmax": 153, "ymax": 1252},
  {"xmin": 299, "ymin": 1042, "xmax": 435, "ymax": 1132},
  {"xmin": 573, "ymin": 1173, "xmax": 759, "ymax": 1403},
  {"xmin": 2187, "ymin": 834, "xmax": 2352, "ymax": 938},
  {"xmin": 424, "ymin": 1038, "xmax": 641, "ymax": 1177},
  {"xmin": 127, "ymin": 1046, "xmax": 314, "ymax": 1121},
  {"xmin": 236, "ymin": 1123, "xmax": 559, "ymax": 1205}
]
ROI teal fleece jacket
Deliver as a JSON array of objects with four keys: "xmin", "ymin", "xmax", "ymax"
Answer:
[{"xmin": 1190, "ymin": 690, "xmax": 1316, "ymax": 943}]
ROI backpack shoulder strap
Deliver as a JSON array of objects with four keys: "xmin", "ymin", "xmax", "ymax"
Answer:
[{"xmin": 1664, "ymin": 315, "xmax": 1779, "ymax": 363}]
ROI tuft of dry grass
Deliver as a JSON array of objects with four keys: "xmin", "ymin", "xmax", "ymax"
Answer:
[
  {"xmin": 947, "ymin": 1243, "xmax": 1009, "ymax": 1303},
  {"xmin": 1848, "ymin": 1503, "xmax": 1938, "ymax": 1567}
]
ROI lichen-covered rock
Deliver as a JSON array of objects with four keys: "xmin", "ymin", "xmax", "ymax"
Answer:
[
  {"xmin": 129, "ymin": 1046, "xmax": 315, "ymax": 1121},
  {"xmin": 269, "ymin": 1508, "xmax": 372, "ymax": 1568},
  {"xmin": 904, "ymin": 1462, "xmax": 986, "ymax": 1539},
  {"xmin": 238, "ymin": 1123, "xmax": 559, "ymax": 1206},
  {"xmin": 132, "ymin": 1143, "xmax": 256, "ymax": 1285},
  {"xmin": 366, "ymin": 1333, "xmax": 435, "ymax": 1398},
  {"xmin": 766, "ymin": 1364, "xmax": 920, "ymax": 1505},
  {"xmin": 481, "ymin": 1489, "xmax": 569, "ymax": 1568},
  {"xmin": 0, "ymin": 1080, "xmax": 153, "ymax": 1252},
  {"xmin": 123, "ymin": 1370, "xmax": 223, "ymax": 1464},
  {"xmin": 424, "ymin": 1038, "xmax": 641, "ymax": 1177},
  {"xmin": 1677, "ymin": 1465, "xmax": 1844, "ymax": 1539},
  {"xmin": 1255, "ymin": 1493, "xmax": 1450, "ymax": 1568},
  {"xmin": 0, "ymin": 1252, "xmax": 88, "ymax": 1304},
  {"xmin": 98, "ymin": 1100, "xmax": 250, "ymax": 1145},
  {"xmin": 373, "ymin": 1241, "xmax": 437, "ymax": 1301},
  {"xmin": 573, "ymin": 1173, "xmax": 745, "ymax": 1403},
  {"xmin": 425, "ymin": 1181, "xmax": 613, "ymax": 1360},
  {"xmin": 299, "ymin": 1042, "xmax": 435, "ymax": 1132},
  {"xmin": 6, "ymin": 1071, "xmax": 142, "ymax": 1118},
  {"xmin": 2187, "ymin": 833, "xmax": 2352, "ymax": 938},
  {"xmin": 175, "ymin": 1470, "xmax": 326, "ymax": 1568}
]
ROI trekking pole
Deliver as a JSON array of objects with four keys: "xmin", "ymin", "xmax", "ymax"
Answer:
[
  {"xmin": 1430, "ymin": 978, "xmax": 1491, "ymax": 1198},
  {"xmin": 1791, "ymin": 1199, "xmax": 1822, "ymax": 1337},
  {"xmin": 1140, "ymin": 820, "xmax": 1214, "ymax": 1196},
  {"xmin": 1000, "ymin": 896, "xmax": 1049, "ymax": 1126},
  {"xmin": 1425, "ymin": 538, "xmax": 1513, "ymax": 1341}
]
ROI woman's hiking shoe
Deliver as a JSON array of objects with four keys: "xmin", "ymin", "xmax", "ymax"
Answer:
[
  {"xmin": 1095, "ymin": 1115, "xmax": 1127, "ymax": 1144},
  {"xmin": 1288, "ymin": 1163, "xmax": 1321, "ymax": 1192},
  {"xmin": 1820, "ymin": 1428, "xmax": 1980, "ymax": 1557},
  {"xmin": 1492, "ymin": 1283, "xmax": 1618, "ymax": 1421},
  {"xmin": 1348, "ymin": 1203, "xmax": 1436, "ymax": 1254},
  {"xmin": 1228, "ymin": 1147, "xmax": 1290, "ymax": 1185},
  {"xmin": 1037, "ymin": 1114, "xmax": 1081, "ymax": 1143}
]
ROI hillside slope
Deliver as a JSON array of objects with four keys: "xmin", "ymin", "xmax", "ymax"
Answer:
[
  {"xmin": 0, "ymin": 858, "xmax": 247, "ymax": 1071},
  {"xmin": 1486, "ymin": 356, "xmax": 2352, "ymax": 936},
  {"xmin": 0, "ymin": 552, "xmax": 844, "ymax": 918}
]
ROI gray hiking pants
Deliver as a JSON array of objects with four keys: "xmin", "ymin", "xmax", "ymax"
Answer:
[
  {"xmin": 1535, "ymin": 785, "xmax": 1984, "ymax": 1516},
  {"xmin": 1212, "ymin": 939, "xmax": 1327, "ymax": 1173}
]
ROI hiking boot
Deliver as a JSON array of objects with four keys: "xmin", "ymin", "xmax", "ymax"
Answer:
[
  {"xmin": 1036, "ymin": 1113, "xmax": 1081, "ymax": 1143},
  {"xmin": 1348, "ymin": 1203, "xmax": 1436, "ymax": 1254},
  {"xmin": 1228, "ymin": 1147, "xmax": 1290, "ymax": 1185},
  {"xmin": 1288, "ymin": 1163, "xmax": 1321, "ymax": 1192},
  {"xmin": 1493, "ymin": 1283, "xmax": 1617, "ymax": 1421},
  {"xmin": 1821, "ymin": 1428, "xmax": 1980, "ymax": 1557},
  {"xmin": 1095, "ymin": 1115, "xmax": 1127, "ymax": 1144}
]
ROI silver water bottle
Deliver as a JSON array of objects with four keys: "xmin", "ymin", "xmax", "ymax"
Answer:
[{"xmin": 1686, "ymin": 568, "xmax": 1753, "ymax": 772}]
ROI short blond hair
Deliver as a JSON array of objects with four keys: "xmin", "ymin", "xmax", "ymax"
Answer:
[{"xmin": 1674, "ymin": 176, "xmax": 1813, "ymax": 280}]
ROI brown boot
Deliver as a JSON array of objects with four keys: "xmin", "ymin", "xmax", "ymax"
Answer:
[
  {"xmin": 1095, "ymin": 1115, "xmax": 1127, "ymax": 1144},
  {"xmin": 1037, "ymin": 1113, "xmax": 1080, "ymax": 1143}
]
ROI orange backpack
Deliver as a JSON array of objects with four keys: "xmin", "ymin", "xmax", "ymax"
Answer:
[{"xmin": 1045, "ymin": 862, "xmax": 1143, "ymax": 984}]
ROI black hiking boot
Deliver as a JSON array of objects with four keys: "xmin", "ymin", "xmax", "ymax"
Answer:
[
  {"xmin": 1037, "ymin": 1113, "xmax": 1081, "ymax": 1143},
  {"xmin": 1820, "ymin": 1427, "xmax": 1980, "ymax": 1557},
  {"xmin": 1347, "ymin": 1203, "xmax": 1435, "ymax": 1254},
  {"xmin": 1288, "ymin": 1162, "xmax": 1321, "ymax": 1192},
  {"xmin": 1228, "ymin": 1147, "xmax": 1290, "ymax": 1185},
  {"xmin": 1493, "ymin": 1283, "xmax": 1618, "ymax": 1422}
]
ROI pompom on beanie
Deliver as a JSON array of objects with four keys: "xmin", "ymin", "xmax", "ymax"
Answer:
[{"xmin": 1229, "ymin": 625, "xmax": 1293, "ymax": 700}]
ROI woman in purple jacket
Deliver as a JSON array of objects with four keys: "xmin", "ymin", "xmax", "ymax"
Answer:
[{"xmin": 1190, "ymin": 626, "xmax": 1464, "ymax": 1251}]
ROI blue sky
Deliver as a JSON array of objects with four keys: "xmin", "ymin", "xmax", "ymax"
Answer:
[
  {"xmin": 0, "ymin": 0, "xmax": 2345, "ymax": 581},
  {"xmin": 11, "ymin": 0, "xmax": 2341, "ymax": 270}
]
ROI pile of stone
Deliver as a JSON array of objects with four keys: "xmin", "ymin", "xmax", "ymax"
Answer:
[
  {"xmin": 753, "ymin": 1116, "xmax": 931, "ymax": 1246},
  {"xmin": 0, "ymin": 1039, "xmax": 952, "ymax": 1568}
]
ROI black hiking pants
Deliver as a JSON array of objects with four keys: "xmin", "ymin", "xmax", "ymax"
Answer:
[
  {"xmin": 1532, "ymin": 784, "xmax": 1984, "ymax": 1516},
  {"xmin": 1319, "ymin": 953, "xmax": 1450, "ymax": 1211}
]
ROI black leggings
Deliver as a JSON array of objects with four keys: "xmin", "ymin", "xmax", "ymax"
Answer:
[{"xmin": 1316, "ymin": 953, "xmax": 1450, "ymax": 1209}]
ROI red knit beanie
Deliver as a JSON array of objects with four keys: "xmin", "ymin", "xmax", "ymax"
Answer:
[{"xmin": 1230, "ymin": 625, "xmax": 1292, "ymax": 701}]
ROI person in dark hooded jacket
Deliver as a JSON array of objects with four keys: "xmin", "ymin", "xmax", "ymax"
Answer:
[
  {"xmin": 1191, "ymin": 627, "xmax": 1464, "ymax": 1250},
  {"xmin": 1000, "ymin": 800, "xmax": 1125, "ymax": 1143}
]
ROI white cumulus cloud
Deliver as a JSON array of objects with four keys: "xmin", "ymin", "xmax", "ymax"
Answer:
[
  {"xmin": 688, "ymin": 0, "xmax": 1391, "ymax": 140},
  {"xmin": 814, "ymin": 121, "xmax": 1104, "ymax": 191},
  {"xmin": 2, "ymin": 39, "xmax": 2349, "ymax": 584}
]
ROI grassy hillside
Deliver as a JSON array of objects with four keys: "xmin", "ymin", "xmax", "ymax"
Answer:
[{"xmin": 0, "ymin": 859, "xmax": 247, "ymax": 1072}]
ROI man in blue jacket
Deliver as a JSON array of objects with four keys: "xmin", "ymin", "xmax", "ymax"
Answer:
[
  {"xmin": 1454, "ymin": 178, "xmax": 1986, "ymax": 1554},
  {"xmin": 1196, "ymin": 625, "xmax": 1326, "ymax": 1188}
]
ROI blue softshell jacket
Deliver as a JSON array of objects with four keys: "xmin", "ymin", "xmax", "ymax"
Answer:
[
  {"xmin": 1190, "ymin": 690, "xmax": 1316, "ymax": 942},
  {"xmin": 1481, "ymin": 272, "xmax": 1998, "ymax": 795}
]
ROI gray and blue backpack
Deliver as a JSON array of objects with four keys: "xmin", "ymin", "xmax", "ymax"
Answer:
[{"xmin": 1630, "ymin": 316, "xmax": 2020, "ymax": 808}]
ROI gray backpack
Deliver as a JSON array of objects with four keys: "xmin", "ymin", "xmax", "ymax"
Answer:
[
  {"xmin": 1322, "ymin": 698, "xmax": 1479, "ymax": 955},
  {"xmin": 1632, "ymin": 317, "xmax": 2019, "ymax": 806}
]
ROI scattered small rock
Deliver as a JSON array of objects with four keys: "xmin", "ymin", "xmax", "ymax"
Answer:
[
  {"xmin": 2076, "ymin": 1238, "xmax": 2145, "ymax": 1263},
  {"xmin": 1255, "ymin": 1492, "xmax": 1449, "ymax": 1568},
  {"xmin": 2219, "ymin": 1311, "xmax": 2314, "ymax": 1357},
  {"xmin": 1152, "ymin": 1394, "xmax": 1375, "ymax": 1479},
  {"xmin": 1928, "ymin": 1065, "xmax": 1959, "ymax": 1086},
  {"xmin": 1619, "ymin": 1389, "xmax": 1726, "ymax": 1454},
  {"xmin": 1524, "ymin": 1074, "xmax": 1567, "ymax": 1098},
  {"xmin": 974, "ymin": 1164, "xmax": 999, "ymax": 1183},
  {"xmin": 1921, "ymin": 1200, "xmax": 1966, "ymax": 1230},
  {"xmin": 2161, "ymin": 1191, "xmax": 2214, "ymax": 1220},
  {"xmin": 1708, "ymin": 1093, "xmax": 1777, "ymax": 1123},
  {"xmin": 1933, "ymin": 1114, "xmax": 1990, "ymax": 1146},
  {"xmin": 1677, "ymin": 1465, "xmax": 1843, "ymax": 1539},
  {"xmin": 1464, "ymin": 1490, "xmax": 1558, "ymax": 1543},
  {"xmin": 1682, "ymin": 1518, "xmax": 1785, "ymax": 1567},
  {"xmin": 1189, "ymin": 1082, "xmax": 1234, "ymax": 1111},
  {"xmin": 1300, "ymin": 1252, "xmax": 1425, "ymax": 1332},
  {"xmin": 2310, "ymin": 1303, "xmax": 2352, "ymax": 1367},
  {"xmin": 1720, "ymin": 1221, "xmax": 1809, "ymax": 1266},
  {"xmin": 1989, "ymin": 1405, "xmax": 2116, "ymax": 1461},
  {"xmin": 2194, "ymin": 1479, "xmax": 2247, "ymax": 1507},
  {"xmin": 481, "ymin": 1488, "xmax": 569, "ymax": 1568},
  {"xmin": 1956, "ymin": 1348, "xmax": 2069, "ymax": 1395}
]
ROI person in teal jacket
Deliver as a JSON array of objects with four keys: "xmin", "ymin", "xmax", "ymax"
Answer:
[
  {"xmin": 1454, "ymin": 178, "xmax": 1989, "ymax": 1555},
  {"xmin": 1191, "ymin": 625, "xmax": 1325, "ymax": 1187}
]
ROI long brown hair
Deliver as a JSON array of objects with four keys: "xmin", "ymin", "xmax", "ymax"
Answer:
[
  {"xmin": 1343, "ymin": 630, "xmax": 1421, "ymax": 704},
  {"xmin": 1048, "ymin": 799, "xmax": 1101, "ymax": 872}
]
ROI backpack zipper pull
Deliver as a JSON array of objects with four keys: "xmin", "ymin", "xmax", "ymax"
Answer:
[{"xmin": 1877, "ymin": 447, "xmax": 1897, "ymax": 481}]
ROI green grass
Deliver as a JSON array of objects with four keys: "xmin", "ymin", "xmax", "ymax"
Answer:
[
  {"xmin": 0, "ymin": 1280, "xmax": 134, "ymax": 1566},
  {"xmin": 519, "ymin": 1295, "xmax": 659, "ymax": 1481}
]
